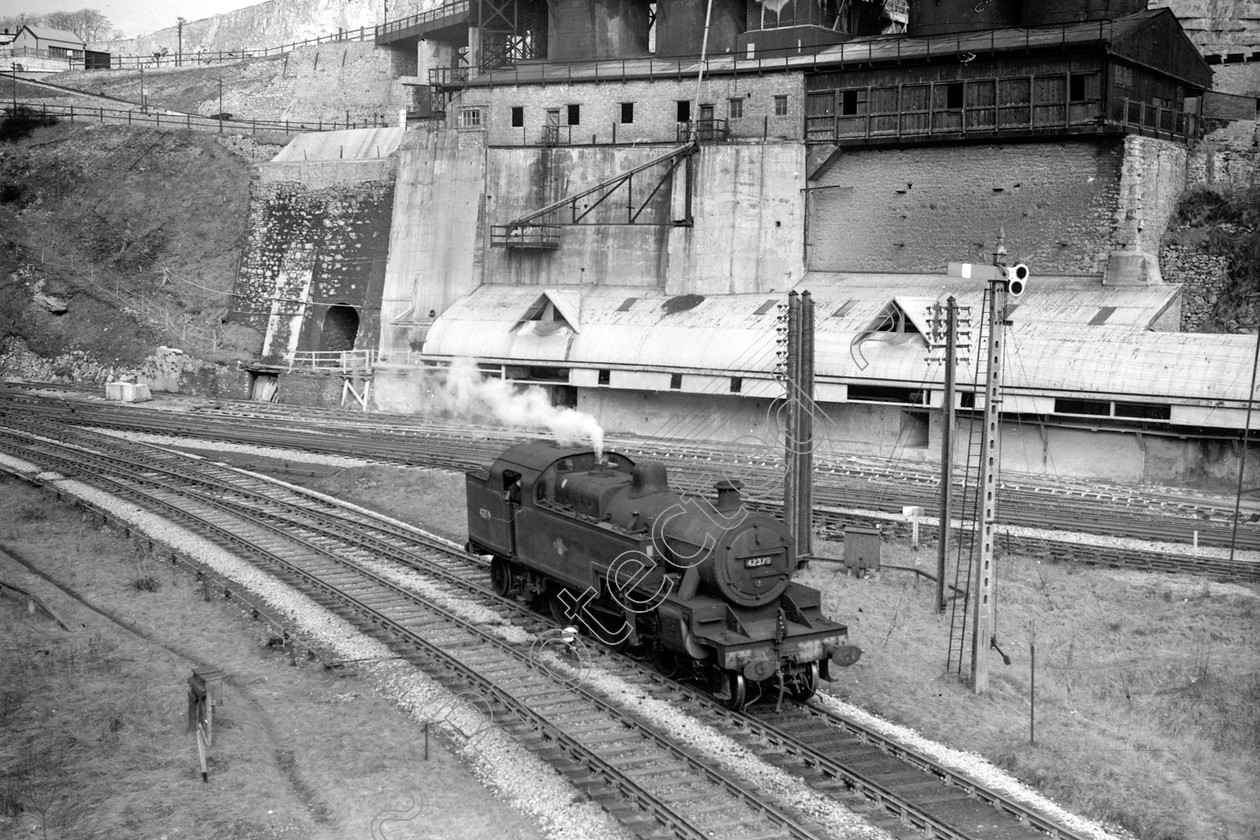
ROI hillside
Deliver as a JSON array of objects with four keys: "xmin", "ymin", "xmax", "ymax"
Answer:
[
  {"xmin": 0, "ymin": 114, "xmax": 275, "ymax": 388},
  {"xmin": 21, "ymin": 41, "xmax": 406, "ymax": 128}
]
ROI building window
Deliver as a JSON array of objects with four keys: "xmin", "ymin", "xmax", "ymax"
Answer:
[
  {"xmin": 670, "ymin": 373, "xmax": 682, "ymax": 390},
  {"xmin": 511, "ymin": 106, "xmax": 523, "ymax": 127},
  {"xmin": 621, "ymin": 102, "xmax": 634, "ymax": 124},
  {"xmin": 774, "ymin": 95, "xmax": 788, "ymax": 116},
  {"xmin": 945, "ymin": 82, "xmax": 963, "ymax": 109},
  {"xmin": 567, "ymin": 103, "xmax": 580, "ymax": 125},
  {"xmin": 728, "ymin": 97, "xmax": 744, "ymax": 119},
  {"xmin": 460, "ymin": 108, "xmax": 482, "ymax": 128},
  {"xmin": 598, "ymin": 369, "xmax": 611, "ymax": 385},
  {"xmin": 677, "ymin": 100, "xmax": 691, "ymax": 122},
  {"xmin": 840, "ymin": 89, "xmax": 866, "ymax": 116},
  {"xmin": 730, "ymin": 376, "xmax": 742, "ymax": 393},
  {"xmin": 1069, "ymin": 73, "xmax": 1099, "ymax": 102}
]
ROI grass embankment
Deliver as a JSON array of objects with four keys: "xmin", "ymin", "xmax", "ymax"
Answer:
[
  {"xmin": 320, "ymin": 464, "xmax": 1260, "ymax": 840},
  {"xmin": 0, "ymin": 474, "xmax": 545, "ymax": 840}
]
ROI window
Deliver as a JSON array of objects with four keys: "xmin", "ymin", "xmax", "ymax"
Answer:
[
  {"xmin": 728, "ymin": 97, "xmax": 744, "ymax": 119},
  {"xmin": 459, "ymin": 108, "xmax": 482, "ymax": 128},
  {"xmin": 730, "ymin": 377, "xmax": 742, "ymax": 393},
  {"xmin": 670, "ymin": 373, "xmax": 682, "ymax": 390},
  {"xmin": 945, "ymin": 82, "xmax": 963, "ymax": 109},
  {"xmin": 511, "ymin": 106, "xmax": 523, "ymax": 127},
  {"xmin": 840, "ymin": 89, "xmax": 865, "ymax": 116},
  {"xmin": 774, "ymin": 95, "xmax": 788, "ymax": 116},
  {"xmin": 677, "ymin": 100, "xmax": 691, "ymax": 122},
  {"xmin": 1055, "ymin": 398, "xmax": 1110, "ymax": 417},
  {"xmin": 567, "ymin": 104, "xmax": 580, "ymax": 125},
  {"xmin": 598, "ymin": 369, "xmax": 610, "ymax": 385},
  {"xmin": 620, "ymin": 102, "xmax": 634, "ymax": 124},
  {"xmin": 1069, "ymin": 73, "xmax": 1099, "ymax": 102},
  {"xmin": 1115, "ymin": 402, "xmax": 1171, "ymax": 420}
]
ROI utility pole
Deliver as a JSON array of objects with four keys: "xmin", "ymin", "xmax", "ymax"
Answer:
[
  {"xmin": 177, "ymin": 17, "xmax": 185, "ymax": 67},
  {"xmin": 927, "ymin": 297, "xmax": 961, "ymax": 611},
  {"xmin": 780, "ymin": 290, "xmax": 816, "ymax": 564}
]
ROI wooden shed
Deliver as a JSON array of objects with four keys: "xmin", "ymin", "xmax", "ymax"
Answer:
[
  {"xmin": 9, "ymin": 24, "xmax": 86, "ymax": 66},
  {"xmin": 804, "ymin": 8, "xmax": 1213, "ymax": 147}
]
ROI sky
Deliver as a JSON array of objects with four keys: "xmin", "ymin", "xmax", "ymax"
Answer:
[{"xmin": 2, "ymin": 0, "xmax": 264, "ymax": 38}]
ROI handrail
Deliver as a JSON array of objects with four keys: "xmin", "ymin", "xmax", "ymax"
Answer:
[
  {"xmin": 1, "ymin": 100, "xmax": 388, "ymax": 135},
  {"xmin": 287, "ymin": 349, "xmax": 377, "ymax": 372}
]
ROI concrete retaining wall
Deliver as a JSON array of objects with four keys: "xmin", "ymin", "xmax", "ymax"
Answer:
[
  {"xmin": 666, "ymin": 143, "xmax": 806, "ymax": 295},
  {"xmin": 378, "ymin": 126, "xmax": 487, "ymax": 357}
]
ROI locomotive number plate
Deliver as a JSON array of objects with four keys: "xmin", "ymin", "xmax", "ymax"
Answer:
[{"xmin": 744, "ymin": 555, "xmax": 775, "ymax": 569}]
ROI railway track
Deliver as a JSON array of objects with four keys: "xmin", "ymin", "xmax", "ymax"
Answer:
[
  {"xmin": 0, "ymin": 420, "xmax": 1109, "ymax": 840},
  {"xmin": 0, "ymin": 423, "xmax": 835, "ymax": 840},
  {"xmin": 2, "ymin": 387, "xmax": 1257, "ymax": 583}
]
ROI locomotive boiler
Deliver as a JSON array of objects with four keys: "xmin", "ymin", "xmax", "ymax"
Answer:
[{"xmin": 466, "ymin": 440, "xmax": 860, "ymax": 708}]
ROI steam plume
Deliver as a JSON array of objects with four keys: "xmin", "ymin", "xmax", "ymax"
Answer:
[{"xmin": 417, "ymin": 358, "xmax": 605, "ymax": 456}]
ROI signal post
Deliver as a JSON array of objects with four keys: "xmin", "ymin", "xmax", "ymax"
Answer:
[{"xmin": 946, "ymin": 247, "xmax": 1028, "ymax": 693}]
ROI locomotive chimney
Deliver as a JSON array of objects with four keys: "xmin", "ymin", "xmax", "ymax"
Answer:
[
  {"xmin": 630, "ymin": 461, "xmax": 670, "ymax": 497},
  {"xmin": 714, "ymin": 479, "xmax": 743, "ymax": 512}
]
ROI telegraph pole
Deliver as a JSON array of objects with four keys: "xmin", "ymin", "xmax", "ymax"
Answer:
[
  {"xmin": 927, "ymin": 296, "xmax": 971, "ymax": 613},
  {"xmin": 936, "ymin": 297, "xmax": 958, "ymax": 612},
  {"xmin": 780, "ymin": 291, "xmax": 816, "ymax": 564}
]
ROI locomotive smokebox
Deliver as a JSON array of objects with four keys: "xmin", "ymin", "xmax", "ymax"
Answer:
[{"xmin": 715, "ymin": 479, "xmax": 743, "ymax": 512}]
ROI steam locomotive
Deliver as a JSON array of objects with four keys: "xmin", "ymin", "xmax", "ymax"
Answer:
[{"xmin": 466, "ymin": 440, "xmax": 860, "ymax": 708}]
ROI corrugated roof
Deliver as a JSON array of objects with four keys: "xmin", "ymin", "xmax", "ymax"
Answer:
[{"xmin": 422, "ymin": 278, "xmax": 1253, "ymax": 405}]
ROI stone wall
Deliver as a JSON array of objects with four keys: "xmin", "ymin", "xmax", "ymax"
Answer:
[
  {"xmin": 1159, "ymin": 243, "xmax": 1232, "ymax": 328},
  {"xmin": 1186, "ymin": 121, "xmax": 1260, "ymax": 188},
  {"xmin": 233, "ymin": 175, "xmax": 396, "ymax": 363},
  {"xmin": 0, "ymin": 337, "xmax": 250, "ymax": 398}
]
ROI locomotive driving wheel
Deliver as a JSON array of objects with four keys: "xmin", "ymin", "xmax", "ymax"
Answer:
[
  {"xmin": 547, "ymin": 585, "xmax": 574, "ymax": 625},
  {"xmin": 490, "ymin": 557, "xmax": 514, "ymax": 597},
  {"xmin": 790, "ymin": 661, "xmax": 820, "ymax": 702},
  {"xmin": 724, "ymin": 670, "xmax": 747, "ymax": 711}
]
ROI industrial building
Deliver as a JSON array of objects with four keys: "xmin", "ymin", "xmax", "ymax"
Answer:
[{"xmin": 229, "ymin": 0, "xmax": 1260, "ymax": 487}]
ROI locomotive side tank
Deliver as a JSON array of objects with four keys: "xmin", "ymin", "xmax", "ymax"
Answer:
[{"xmin": 466, "ymin": 439, "xmax": 860, "ymax": 707}]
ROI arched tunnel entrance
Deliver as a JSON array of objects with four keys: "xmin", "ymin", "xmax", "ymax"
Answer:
[{"xmin": 319, "ymin": 304, "xmax": 360, "ymax": 352}]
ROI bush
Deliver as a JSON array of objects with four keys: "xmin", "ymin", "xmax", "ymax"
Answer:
[
  {"xmin": 0, "ymin": 106, "xmax": 59, "ymax": 143},
  {"xmin": 16, "ymin": 502, "xmax": 47, "ymax": 522},
  {"xmin": 131, "ymin": 575, "xmax": 160, "ymax": 592}
]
